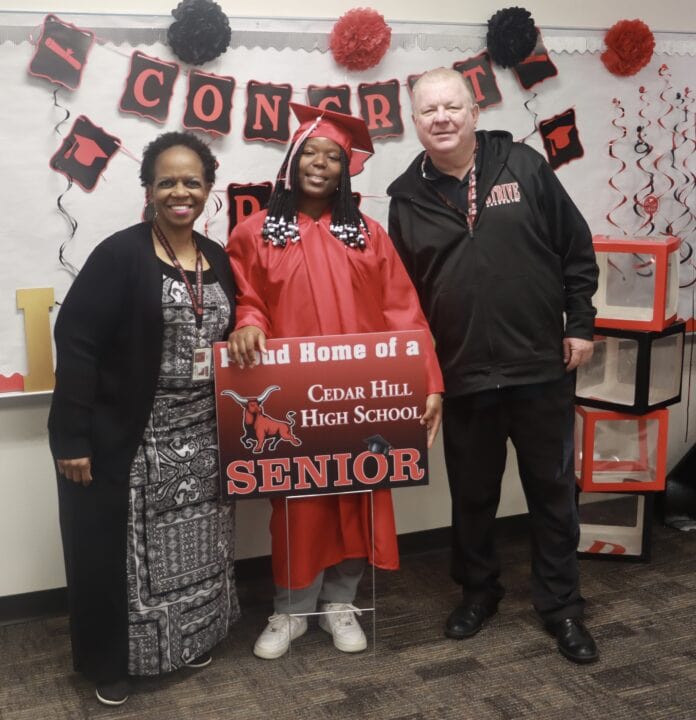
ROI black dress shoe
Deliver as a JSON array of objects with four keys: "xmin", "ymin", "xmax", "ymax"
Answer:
[
  {"xmin": 95, "ymin": 678, "xmax": 130, "ymax": 706},
  {"xmin": 545, "ymin": 618, "xmax": 599, "ymax": 664},
  {"xmin": 445, "ymin": 602, "xmax": 497, "ymax": 639}
]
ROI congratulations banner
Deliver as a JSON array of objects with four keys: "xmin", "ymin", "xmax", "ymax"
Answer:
[{"xmin": 214, "ymin": 330, "xmax": 429, "ymax": 499}]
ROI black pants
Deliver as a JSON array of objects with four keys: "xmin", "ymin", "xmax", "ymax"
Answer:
[{"xmin": 442, "ymin": 375, "xmax": 584, "ymax": 623}]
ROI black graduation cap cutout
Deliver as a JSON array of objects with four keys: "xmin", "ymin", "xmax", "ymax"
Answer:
[
  {"xmin": 50, "ymin": 115, "xmax": 120, "ymax": 192},
  {"xmin": 511, "ymin": 30, "xmax": 558, "ymax": 90},
  {"xmin": 307, "ymin": 85, "xmax": 352, "ymax": 115},
  {"xmin": 452, "ymin": 53, "xmax": 502, "ymax": 110},
  {"xmin": 364, "ymin": 434, "xmax": 392, "ymax": 456},
  {"xmin": 183, "ymin": 70, "xmax": 235, "ymax": 136},
  {"xmin": 358, "ymin": 80, "xmax": 403, "ymax": 141},
  {"xmin": 244, "ymin": 81, "xmax": 293, "ymax": 144},
  {"xmin": 539, "ymin": 108, "xmax": 584, "ymax": 170},
  {"xmin": 119, "ymin": 51, "xmax": 179, "ymax": 124},
  {"xmin": 227, "ymin": 182, "xmax": 273, "ymax": 237},
  {"xmin": 28, "ymin": 14, "xmax": 95, "ymax": 90}
]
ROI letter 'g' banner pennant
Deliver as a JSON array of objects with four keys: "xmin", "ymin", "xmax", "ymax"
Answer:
[
  {"xmin": 539, "ymin": 108, "xmax": 584, "ymax": 169},
  {"xmin": 50, "ymin": 115, "xmax": 120, "ymax": 191}
]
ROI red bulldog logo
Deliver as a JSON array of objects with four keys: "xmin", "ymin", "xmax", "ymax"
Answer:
[{"xmin": 221, "ymin": 384, "xmax": 302, "ymax": 453}]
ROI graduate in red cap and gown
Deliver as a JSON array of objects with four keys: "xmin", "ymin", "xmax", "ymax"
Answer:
[{"xmin": 226, "ymin": 104, "xmax": 444, "ymax": 659}]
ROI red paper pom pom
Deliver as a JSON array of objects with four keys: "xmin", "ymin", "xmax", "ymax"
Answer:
[
  {"xmin": 601, "ymin": 19, "xmax": 655, "ymax": 77},
  {"xmin": 329, "ymin": 7, "xmax": 392, "ymax": 71}
]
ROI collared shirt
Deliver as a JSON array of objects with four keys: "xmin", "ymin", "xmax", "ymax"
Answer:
[{"xmin": 421, "ymin": 144, "xmax": 483, "ymax": 213}]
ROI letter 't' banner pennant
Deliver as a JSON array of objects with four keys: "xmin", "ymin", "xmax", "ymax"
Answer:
[
  {"xmin": 452, "ymin": 53, "xmax": 502, "ymax": 110},
  {"xmin": 28, "ymin": 14, "xmax": 95, "ymax": 90},
  {"xmin": 539, "ymin": 108, "xmax": 584, "ymax": 169},
  {"xmin": 244, "ymin": 81, "xmax": 293, "ymax": 143},
  {"xmin": 226, "ymin": 182, "xmax": 273, "ymax": 236},
  {"xmin": 306, "ymin": 85, "xmax": 352, "ymax": 114},
  {"xmin": 183, "ymin": 70, "xmax": 235, "ymax": 135},
  {"xmin": 49, "ymin": 115, "xmax": 120, "ymax": 191},
  {"xmin": 358, "ymin": 80, "xmax": 403, "ymax": 140},
  {"xmin": 120, "ymin": 51, "xmax": 179, "ymax": 124},
  {"xmin": 512, "ymin": 31, "xmax": 558, "ymax": 90}
]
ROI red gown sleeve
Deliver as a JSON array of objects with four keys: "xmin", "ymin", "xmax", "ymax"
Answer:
[
  {"xmin": 226, "ymin": 216, "xmax": 272, "ymax": 336},
  {"xmin": 371, "ymin": 221, "xmax": 444, "ymax": 396}
]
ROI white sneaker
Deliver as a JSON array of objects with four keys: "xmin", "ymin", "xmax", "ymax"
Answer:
[
  {"xmin": 253, "ymin": 613, "xmax": 308, "ymax": 659},
  {"xmin": 318, "ymin": 603, "xmax": 368, "ymax": 653}
]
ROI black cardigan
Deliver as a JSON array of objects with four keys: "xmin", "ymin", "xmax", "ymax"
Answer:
[{"xmin": 48, "ymin": 222, "xmax": 236, "ymax": 484}]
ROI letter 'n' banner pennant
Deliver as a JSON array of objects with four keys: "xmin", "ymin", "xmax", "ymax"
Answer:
[
  {"xmin": 452, "ymin": 52, "xmax": 501, "ymax": 110},
  {"xmin": 539, "ymin": 108, "xmax": 584, "ymax": 169},
  {"xmin": 227, "ymin": 182, "xmax": 273, "ymax": 236},
  {"xmin": 307, "ymin": 85, "xmax": 352, "ymax": 114},
  {"xmin": 50, "ymin": 115, "xmax": 120, "ymax": 191},
  {"xmin": 358, "ymin": 80, "xmax": 403, "ymax": 140},
  {"xmin": 28, "ymin": 14, "xmax": 95, "ymax": 90},
  {"xmin": 512, "ymin": 31, "xmax": 558, "ymax": 90},
  {"xmin": 183, "ymin": 70, "xmax": 235, "ymax": 135},
  {"xmin": 244, "ymin": 81, "xmax": 293, "ymax": 143},
  {"xmin": 120, "ymin": 51, "xmax": 179, "ymax": 123}
]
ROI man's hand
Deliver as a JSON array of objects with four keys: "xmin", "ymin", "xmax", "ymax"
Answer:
[
  {"xmin": 421, "ymin": 393, "xmax": 443, "ymax": 449},
  {"xmin": 227, "ymin": 325, "xmax": 266, "ymax": 368},
  {"xmin": 57, "ymin": 457, "xmax": 93, "ymax": 486},
  {"xmin": 563, "ymin": 337, "xmax": 594, "ymax": 372}
]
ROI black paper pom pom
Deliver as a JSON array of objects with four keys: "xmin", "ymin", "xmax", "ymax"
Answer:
[
  {"xmin": 167, "ymin": 0, "xmax": 231, "ymax": 66},
  {"xmin": 486, "ymin": 6, "xmax": 537, "ymax": 68}
]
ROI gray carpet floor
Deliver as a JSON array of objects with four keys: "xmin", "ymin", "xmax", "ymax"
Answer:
[{"xmin": 2, "ymin": 520, "xmax": 696, "ymax": 720}]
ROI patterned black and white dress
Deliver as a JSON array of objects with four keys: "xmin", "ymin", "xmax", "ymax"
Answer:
[{"xmin": 126, "ymin": 261, "xmax": 240, "ymax": 675}]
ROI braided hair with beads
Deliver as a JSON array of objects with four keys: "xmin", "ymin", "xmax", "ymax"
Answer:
[{"xmin": 261, "ymin": 139, "xmax": 369, "ymax": 250}]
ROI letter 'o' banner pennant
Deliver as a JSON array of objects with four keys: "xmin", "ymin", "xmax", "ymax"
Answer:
[
  {"xmin": 539, "ymin": 108, "xmax": 584, "ymax": 169},
  {"xmin": 28, "ymin": 14, "xmax": 94, "ymax": 90},
  {"xmin": 50, "ymin": 115, "xmax": 120, "ymax": 191},
  {"xmin": 183, "ymin": 70, "xmax": 235, "ymax": 135}
]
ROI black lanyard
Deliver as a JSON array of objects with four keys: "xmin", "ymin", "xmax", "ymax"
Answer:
[{"xmin": 153, "ymin": 222, "xmax": 204, "ymax": 328}]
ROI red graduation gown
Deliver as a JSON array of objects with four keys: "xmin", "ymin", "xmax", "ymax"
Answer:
[{"xmin": 228, "ymin": 209, "xmax": 444, "ymax": 589}]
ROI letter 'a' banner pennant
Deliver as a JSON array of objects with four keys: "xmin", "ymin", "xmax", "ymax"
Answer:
[
  {"xmin": 227, "ymin": 182, "xmax": 273, "ymax": 236},
  {"xmin": 120, "ymin": 51, "xmax": 179, "ymax": 124},
  {"xmin": 50, "ymin": 115, "xmax": 120, "ymax": 191},
  {"xmin": 357, "ymin": 79, "xmax": 403, "ymax": 140},
  {"xmin": 28, "ymin": 14, "xmax": 95, "ymax": 90},
  {"xmin": 452, "ymin": 53, "xmax": 502, "ymax": 110},
  {"xmin": 539, "ymin": 108, "xmax": 584, "ymax": 169},
  {"xmin": 183, "ymin": 70, "xmax": 235, "ymax": 135},
  {"xmin": 307, "ymin": 85, "xmax": 352, "ymax": 114},
  {"xmin": 511, "ymin": 30, "xmax": 558, "ymax": 90},
  {"xmin": 244, "ymin": 81, "xmax": 293, "ymax": 143}
]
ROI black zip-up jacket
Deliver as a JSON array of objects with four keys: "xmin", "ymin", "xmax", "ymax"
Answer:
[{"xmin": 387, "ymin": 130, "xmax": 598, "ymax": 397}]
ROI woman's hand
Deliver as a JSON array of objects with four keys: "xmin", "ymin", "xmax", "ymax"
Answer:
[
  {"xmin": 227, "ymin": 325, "xmax": 267, "ymax": 368},
  {"xmin": 57, "ymin": 457, "xmax": 93, "ymax": 486},
  {"xmin": 420, "ymin": 393, "xmax": 443, "ymax": 449}
]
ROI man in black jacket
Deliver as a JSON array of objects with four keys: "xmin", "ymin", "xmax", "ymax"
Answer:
[{"xmin": 388, "ymin": 67, "xmax": 599, "ymax": 663}]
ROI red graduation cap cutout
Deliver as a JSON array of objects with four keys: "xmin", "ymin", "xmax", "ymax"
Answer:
[
  {"xmin": 28, "ymin": 14, "xmax": 94, "ymax": 90},
  {"xmin": 50, "ymin": 115, "xmax": 120, "ymax": 191},
  {"xmin": 539, "ymin": 108, "xmax": 584, "ymax": 169},
  {"xmin": 452, "ymin": 53, "xmax": 502, "ymax": 110},
  {"xmin": 512, "ymin": 30, "xmax": 558, "ymax": 90}
]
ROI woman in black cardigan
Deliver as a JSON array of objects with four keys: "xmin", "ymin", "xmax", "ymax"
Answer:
[{"xmin": 48, "ymin": 132, "xmax": 238, "ymax": 706}]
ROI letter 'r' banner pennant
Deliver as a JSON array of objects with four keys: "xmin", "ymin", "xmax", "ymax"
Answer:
[
  {"xmin": 28, "ymin": 14, "xmax": 94, "ymax": 90},
  {"xmin": 358, "ymin": 80, "xmax": 403, "ymax": 140},
  {"xmin": 50, "ymin": 115, "xmax": 120, "ymax": 191},
  {"xmin": 539, "ymin": 108, "xmax": 584, "ymax": 169}
]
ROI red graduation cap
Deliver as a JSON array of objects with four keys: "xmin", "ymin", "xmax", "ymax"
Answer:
[
  {"xmin": 544, "ymin": 125, "xmax": 573, "ymax": 156},
  {"xmin": 65, "ymin": 133, "xmax": 108, "ymax": 166},
  {"xmin": 287, "ymin": 102, "xmax": 374, "ymax": 179}
]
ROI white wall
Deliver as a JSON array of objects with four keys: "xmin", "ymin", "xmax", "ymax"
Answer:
[{"xmin": 1, "ymin": 0, "xmax": 695, "ymax": 598}]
